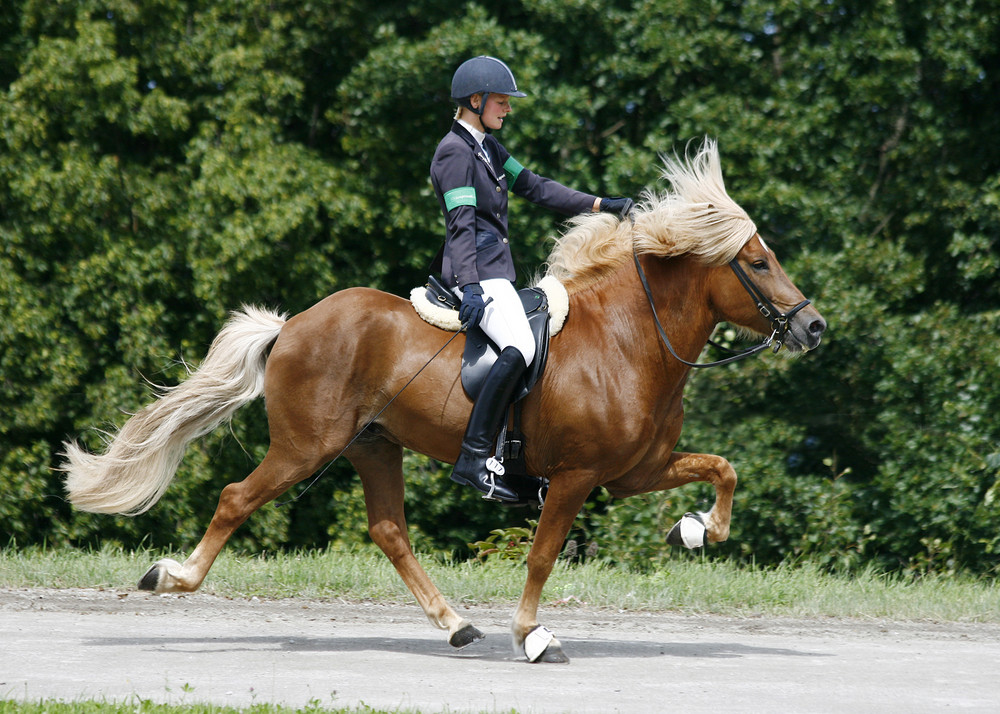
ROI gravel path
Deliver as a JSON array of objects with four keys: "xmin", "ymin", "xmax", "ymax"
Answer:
[{"xmin": 1, "ymin": 587, "xmax": 997, "ymax": 712}]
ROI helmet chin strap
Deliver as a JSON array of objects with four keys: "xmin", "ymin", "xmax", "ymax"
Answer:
[
  {"xmin": 478, "ymin": 92, "xmax": 492, "ymax": 133},
  {"xmin": 461, "ymin": 92, "xmax": 492, "ymax": 134}
]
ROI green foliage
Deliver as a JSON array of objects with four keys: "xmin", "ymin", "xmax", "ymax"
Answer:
[
  {"xmin": 468, "ymin": 519, "xmax": 537, "ymax": 562},
  {"xmin": 2, "ymin": 0, "xmax": 1000, "ymax": 577}
]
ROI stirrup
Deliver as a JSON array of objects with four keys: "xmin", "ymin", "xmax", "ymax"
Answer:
[
  {"xmin": 492, "ymin": 423, "xmax": 546, "ymax": 509},
  {"xmin": 451, "ymin": 451, "xmax": 521, "ymax": 503}
]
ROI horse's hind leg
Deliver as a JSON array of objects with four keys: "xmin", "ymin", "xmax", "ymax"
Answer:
[
  {"xmin": 139, "ymin": 447, "xmax": 316, "ymax": 594},
  {"xmin": 350, "ymin": 437, "xmax": 484, "ymax": 650}
]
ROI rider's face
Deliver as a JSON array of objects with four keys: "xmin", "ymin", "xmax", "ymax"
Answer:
[{"xmin": 471, "ymin": 93, "xmax": 511, "ymax": 132}]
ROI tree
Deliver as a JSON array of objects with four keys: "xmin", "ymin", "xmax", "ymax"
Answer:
[{"xmin": 2, "ymin": 0, "xmax": 999, "ymax": 575}]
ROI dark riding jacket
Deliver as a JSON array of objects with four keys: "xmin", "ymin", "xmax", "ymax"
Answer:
[{"xmin": 430, "ymin": 121, "xmax": 596, "ymax": 289}]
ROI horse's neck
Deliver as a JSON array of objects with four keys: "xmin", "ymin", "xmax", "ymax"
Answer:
[
  {"xmin": 625, "ymin": 254, "xmax": 717, "ymax": 360},
  {"xmin": 565, "ymin": 255, "xmax": 718, "ymax": 371}
]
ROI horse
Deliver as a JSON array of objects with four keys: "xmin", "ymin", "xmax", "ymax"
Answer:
[{"xmin": 62, "ymin": 139, "xmax": 826, "ymax": 663}]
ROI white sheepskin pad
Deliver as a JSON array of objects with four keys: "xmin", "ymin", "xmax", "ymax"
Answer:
[{"xmin": 410, "ymin": 275, "xmax": 569, "ymax": 336}]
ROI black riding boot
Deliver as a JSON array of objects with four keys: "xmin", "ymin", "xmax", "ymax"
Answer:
[{"xmin": 451, "ymin": 346, "xmax": 526, "ymax": 503}]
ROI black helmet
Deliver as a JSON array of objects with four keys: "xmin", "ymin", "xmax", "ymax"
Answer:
[{"xmin": 450, "ymin": 56, "xmax": 527, "ymax": 113}]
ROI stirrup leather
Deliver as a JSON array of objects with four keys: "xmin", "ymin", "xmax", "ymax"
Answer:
[{"xmin": 492, "ymin": 416, "xmax": 547, "ymax": 509}]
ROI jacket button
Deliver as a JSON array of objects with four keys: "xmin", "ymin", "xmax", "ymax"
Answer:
[
  {"xmin": 495, "ymin": 185, "xmax": 501, "ymax": 192},
  {"xmin": 502, "ymin": 238, "xmax": 509, "ymax": 244}
]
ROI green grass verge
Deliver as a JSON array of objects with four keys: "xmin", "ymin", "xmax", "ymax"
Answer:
[{"xmin": 1, "ymin": 545, "xmax": 998, "ymax": 623}]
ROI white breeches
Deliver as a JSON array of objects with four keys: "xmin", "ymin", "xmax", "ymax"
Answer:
[{"xmin": 460, "ymin": 279, "xmax": 534, "ymax": 368}]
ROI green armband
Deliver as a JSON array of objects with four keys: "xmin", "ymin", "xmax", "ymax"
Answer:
[
  {"xmin": 444, "ymin": 186, "xmax": 476, "ymax": 211},
  {"xmin": 503, "ymin": 156, "xmax": 525, "ymax": 186}
]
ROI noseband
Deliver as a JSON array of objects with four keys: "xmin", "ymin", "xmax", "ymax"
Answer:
[{"xmin": 632, "ymin": 248, "xmax": 811, "ymax": 369}]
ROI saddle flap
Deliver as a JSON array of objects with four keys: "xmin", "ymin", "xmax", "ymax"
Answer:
[{"xmin": 462, "ymin": 289, "xmax": 550, "ymax": 403}]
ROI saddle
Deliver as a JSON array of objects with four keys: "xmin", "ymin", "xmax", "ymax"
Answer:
[{"xmin": 423, "ymin": 275, "xmax": 551, "ymax": 402}]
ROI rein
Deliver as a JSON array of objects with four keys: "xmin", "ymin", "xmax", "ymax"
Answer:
[{"xmin": 632, "ymin": 247, "xmax": 811, "ymax": 369}]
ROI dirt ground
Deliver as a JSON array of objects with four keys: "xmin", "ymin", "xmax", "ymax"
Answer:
[{"xmin": 1, "ymin": 587, "xmax": 997, "ymax": 713}]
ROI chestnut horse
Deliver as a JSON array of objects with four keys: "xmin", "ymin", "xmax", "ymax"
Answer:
[{"xmin": 62, "ymin": 140, "xmax": 826, "ymax": 663}]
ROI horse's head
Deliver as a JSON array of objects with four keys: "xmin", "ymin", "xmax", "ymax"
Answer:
[
  {"xmin": 715, "ymin": 234, "xmax": 826, "ymax": 353},
  {"xmin": 544, "ymin": 138, "xmax": 827, "ymax": 356},
  {"xmin": 635, "ymin": 139, "xmax": 825, "ymax": 356}
]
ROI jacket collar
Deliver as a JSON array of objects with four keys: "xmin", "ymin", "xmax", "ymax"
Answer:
[
  {"xmin": 450, "ymin": 121, "xmax": 500, "ymax": 180},
  {"xmin": 456, "ymin": 118, "xmax": 486, "ymax": 146},
  {"xmin": 450, "ymin": 120, "xmax": 480, "ymax": 150}
]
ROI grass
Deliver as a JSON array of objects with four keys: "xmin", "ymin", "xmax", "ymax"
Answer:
[{"xmin": 1, "ymin": 544, "xmax": 998, "ymax": 623}]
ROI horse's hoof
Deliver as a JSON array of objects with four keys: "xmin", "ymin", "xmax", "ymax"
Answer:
[
  {"xmin": 449, "ymin": 623, "xmax": 485, "ymax": 649},
  {"xmin": 523, "ymin": 625, "xmax": 570, "ymax": 664},
  {"xmin": 137, "ymin": 563, "xmax": 162, "ymax": 591},
  {"xmin": 666, "ymin": 512, "xmax": 708, "ymax": 549},
  {"xmin": 137, "ymin": 558, "xmax": 183, "ymax": 592},
  {"xmin": 534, "ymin": 642, "xmax": 570, "ymax": 664}
]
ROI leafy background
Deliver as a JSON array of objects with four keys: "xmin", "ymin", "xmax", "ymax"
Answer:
[{"xmin": 2, "ymin": 0, "xmax": 999, "ymax": 576}]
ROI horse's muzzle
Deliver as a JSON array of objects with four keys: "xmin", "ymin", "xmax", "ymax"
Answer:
[{"xmin": 786, "ymin": 309, "xmax": 827, "ymax": 352}]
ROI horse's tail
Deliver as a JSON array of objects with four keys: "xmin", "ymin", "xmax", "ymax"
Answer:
[{"xmin": 61, "ymin": 305, "xmax": 288, "ymax": 515}]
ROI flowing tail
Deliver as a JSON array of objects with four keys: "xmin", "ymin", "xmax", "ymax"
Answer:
[{"xmin": 61, "ymin": 305, "xmax": 288, "ymax": 515}]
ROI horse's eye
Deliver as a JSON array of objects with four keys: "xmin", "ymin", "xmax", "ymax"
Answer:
[{"xmin": 752, "ymin": 260, "xmax": 768, "ymax": 271}]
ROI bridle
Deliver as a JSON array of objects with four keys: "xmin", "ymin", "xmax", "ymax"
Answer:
[{"xmin": 632, "ymin": 246, "xmax": 812, "ymax": 369}]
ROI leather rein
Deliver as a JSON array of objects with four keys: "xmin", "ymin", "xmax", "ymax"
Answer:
[{"xmin": 632, "ymin": 247, "xmax": 811, "ymax": 369}]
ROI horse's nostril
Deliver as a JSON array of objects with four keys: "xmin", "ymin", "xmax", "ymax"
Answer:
[{"xmin": 809, "ymin": 319, "xmax": 827, "ymax": 336}]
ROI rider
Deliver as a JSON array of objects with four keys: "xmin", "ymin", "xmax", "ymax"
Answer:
[{"xmin": 430, "ymin": 55, "xmax": 633, "ymax": 503}]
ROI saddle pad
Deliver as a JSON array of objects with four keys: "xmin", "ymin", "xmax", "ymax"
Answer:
[{"xmin": 409, "ymin": 275, "xmax": 569, "ymax": 336}]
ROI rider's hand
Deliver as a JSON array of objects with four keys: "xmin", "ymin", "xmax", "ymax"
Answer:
[
  {"xmin": 459, "ymin": 283, "xmax": 487, "ymax": 328},
  {"xmin": 600, "ymin": 197, "xmax": 635, "ymax": 220}
]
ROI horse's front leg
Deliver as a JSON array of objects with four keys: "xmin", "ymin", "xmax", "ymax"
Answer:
[
  {"xmin": 607, "ymin": 451, "xmax": 737, "ymax": 546},
  {"xmin": 512, "ymin": 476, "xmax": 594, "ymax": 663}
]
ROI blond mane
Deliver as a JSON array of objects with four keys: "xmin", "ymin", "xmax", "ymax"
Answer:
[{"xmin": 542, "ymin": 139, "xmax": 757, "ymax": 293}]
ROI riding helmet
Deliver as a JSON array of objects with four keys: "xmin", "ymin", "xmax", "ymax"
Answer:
[{"xmin": 451, "ymin": 56, "xmax": 527, "ymax": 114}]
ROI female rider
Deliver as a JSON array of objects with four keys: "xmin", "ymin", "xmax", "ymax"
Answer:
[{"xmin": 430, "ymin": 56, "xmax": 632, "ymax": 503}]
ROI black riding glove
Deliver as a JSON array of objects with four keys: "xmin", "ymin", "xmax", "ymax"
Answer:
[
  {"xmin": 459, "ymin": 283, "xmax": 487, "ymax": 328},
  {"xmin": 600, "ymin": 197, "xmax": 635, "ymax": 220}
]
